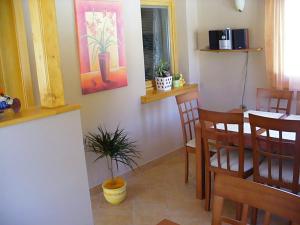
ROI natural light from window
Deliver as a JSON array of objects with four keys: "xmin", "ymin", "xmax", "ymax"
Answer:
[{"xmin": 284, "ymin": 0, "xmax": 300, "ymax": 80}]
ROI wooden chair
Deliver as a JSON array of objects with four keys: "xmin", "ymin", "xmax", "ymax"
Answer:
[
  {"xmin": 157, "ymin": 219, "xmax": 180, "ymax": 225},
  {"xmin": 175, "ymin": 90, "xmax": 200, "ymax": 183},
  {"xmin": 199, "ymin": 109, "xmax": 253, "ymax": 211},
  {"xmin": 249, "ymin": 114, "xmax": 300, "ymax": 194},
  {"xmin": 249, "ymin": 114, "xmax": 300, "ymax": 224},
  {"xmin": 212, "ymin": 174, "xmax": 300, "ymax": 225},
  {"xmin": 256, "ymin": 88, "xmax": 293, "ymax": 114},
  {"xmin": 296, "ymin": 91, "xmax": 300, "ymax": 115}
]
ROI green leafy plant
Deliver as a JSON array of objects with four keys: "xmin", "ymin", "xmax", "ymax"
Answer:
[
  {"xmin": 154, "ymin": 61, "xmax": 170, "ymax": 77},
  {"xmin": 173, "ymin": 73, "xmax": 181, "ymax": 81},
  {"xmin": 85, "ymin": 126, "xmax": 140, "ymax": 183}
]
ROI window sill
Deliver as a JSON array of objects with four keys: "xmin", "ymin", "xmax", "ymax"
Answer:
[
  {"xmin": 0, "ymin": 104, "xmax": 81, "ymax": 128},
  {"xmin": 141, "ymin": 83, "xmax": 198, "ymax": 104}
]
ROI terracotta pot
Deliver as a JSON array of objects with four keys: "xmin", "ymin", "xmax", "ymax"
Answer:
[{"xmin": 99, "ymin": 52, "xmax": 110, "ymax": 82}]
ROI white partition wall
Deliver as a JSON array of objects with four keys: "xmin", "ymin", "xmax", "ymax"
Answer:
[{"xmin": 0, "ymin": 110, "xmax": 94, "ymax": 225}]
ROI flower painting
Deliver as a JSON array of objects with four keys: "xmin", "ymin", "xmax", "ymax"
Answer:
[{"xmin": 74, "ymin": 0, "xmax": 128, "ymax": 95}]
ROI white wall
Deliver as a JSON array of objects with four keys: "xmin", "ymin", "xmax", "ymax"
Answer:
[
  {"xmin": 195, "ymin": 0, "xmax": 267, "ymax": 111},
  {"xmin": 53, "ymin": 0, "xmax": 267, "ymax": 188},
  {"xmin": 55, "ymin": 0, "xmax": 184, "ymax": 188},
  {"xmin": 0, "ymin": 111, "xmax": 93, "ymax": 225},
  {"xmin": 173, "ymin": 0, "xmax": 200, "ymax": 85},
  {"xmin": 22, "ymin": 0, "xmax": 267, "ymax": 188}
]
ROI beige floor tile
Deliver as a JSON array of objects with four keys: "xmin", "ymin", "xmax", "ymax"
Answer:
[
  {"xmin": 90, "ymin": 150, "xmax": 211, "ymax": 225},
  {"xmin": 132, "ymin": 201, "xmax": 168, "ymax": 225},
  {"xmin": 90, "ymin": 149, "xmax": 288, "ymax": 225}
]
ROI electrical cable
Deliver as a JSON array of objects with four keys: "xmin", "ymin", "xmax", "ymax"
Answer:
[{"xmin": 241, "ymin": 51, "xmax": 249, "ymax": 109}]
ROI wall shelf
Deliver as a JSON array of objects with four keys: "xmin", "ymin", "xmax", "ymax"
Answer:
[
  {"xmin": 141, "ymin": 83, "xmax": 198, "ymax": 104},
  {"xmin": 199, "ymin": 48, "xmax": 263, "ymax": 53},
  {"xmin": 0, "ymin": 104, "xmax": 80, "ymax": 128}
]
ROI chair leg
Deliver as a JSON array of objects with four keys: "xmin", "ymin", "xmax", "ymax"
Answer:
[
  {"xmin": 185, "ymin": 150, "xmax": 189, "ymax": 183},
  {"xmin": 236, "ymin": 203, "xmax": 242, "ymax": 221},
  {"xmin": 205, "ymin": 171, "xmax": 211, "ymax": 211},
  {"xmin": 251, "ymin": 207, "xmax": 258, "ymax": 225}
]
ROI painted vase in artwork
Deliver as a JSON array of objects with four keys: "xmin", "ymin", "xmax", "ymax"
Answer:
[
  {"xmin": 75, "ymin": 1, "xmax": 129, "ymax": 95},
  {"xmin": 99, "ymin": 52, "xmax": 110, "ymax": 82}
]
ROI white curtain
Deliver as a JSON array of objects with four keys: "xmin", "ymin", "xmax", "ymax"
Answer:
[
  {"xmin": 284, "ymin": 0, "xmax": 300, "ymax": 90},
  {"xmin": 152, "ymin": 8, "xmax": 170, "ymax": 70},
  {"xmin": 265, "ymin": 0, "xmax": 300, "ymax": 90},
  {"xmin": 265, "ymin": 0, "xmax": 287, "ymax": 89}
]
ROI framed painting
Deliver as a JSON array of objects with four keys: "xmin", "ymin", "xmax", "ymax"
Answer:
[{"xmin": 74, "ymin": 0, "xmax": 128, "ymax": 95}]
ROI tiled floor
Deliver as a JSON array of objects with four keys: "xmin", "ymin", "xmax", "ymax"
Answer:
[
  {"xmin": 90, "ymin": 149, "xmax": 285, "ymax": 225},
  {"xmin": 91, "ymin": 150, "xmax": 213, "ymax": 225}
]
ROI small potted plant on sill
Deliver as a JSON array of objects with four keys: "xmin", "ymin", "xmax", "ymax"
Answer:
[
  {"xmin": 85, "ymin": 126, "xmax": 140, "ymax": 205},
  {"xmin": 172, "ymin": 73, "xmax": 181, "ymax": 88},
  {"xmin": 154, "ymin": 61, "xmax": 172, "ymax": 91},
  {"xmin": 173, "ymin": 73, "xmax": 186, "ymax": 88}
]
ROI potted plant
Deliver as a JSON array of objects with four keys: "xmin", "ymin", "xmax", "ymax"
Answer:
[
  {"xmin": 173, "ymin": 73, "xmax": 186, "ymax": 88},
  {"xmin": 172, "ymin": 73, "xmax": 181, "ymax": 88},
  {"xmin": 154, "ymin": 61, "xmax": 172, "ymax": 91},
  {"xmin": 85, "ymin": 126, "xmax": 140, "ymax": 205}
]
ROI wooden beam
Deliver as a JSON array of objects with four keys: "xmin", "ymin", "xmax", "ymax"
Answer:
[
  {"xmin": 12, "ymin": 0, "xmax": 35, "ymax": 108},
  {"xmin": 29, "ymin": 0, "xmax": 65, "ymax": 108},
  {"xmin": 0, "ymin": 0, "xmax": 35, "ymax": 108}
]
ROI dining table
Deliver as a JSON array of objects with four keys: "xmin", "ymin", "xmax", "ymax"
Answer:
[{"xmin": 194, "ymin": 109, "xmax": 300, "ymax": 199}]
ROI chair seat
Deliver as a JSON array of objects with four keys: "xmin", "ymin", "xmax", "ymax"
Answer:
[
  {"xmin": 186, "ymin": 138, "xmax": 216, "ymax": 149},
  {"xmin": 259, "ymin": 159, "xmax": 300, "ymax": 184},
  {"xmin": 157, "ymin": 219, "xmax": 180, "ymax": 225},
  {"xmin": 210, "ymin": 149, "xmax": 253, "ymax": 172},
  {"xmin": 186, "ymin": 138, "xmax": 195, "ymax": 148}
]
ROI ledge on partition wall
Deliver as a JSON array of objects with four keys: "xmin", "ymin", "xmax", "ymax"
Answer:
[{"xmin": 0, "ymin": 104, "xmax": 81, "ymax": 128}]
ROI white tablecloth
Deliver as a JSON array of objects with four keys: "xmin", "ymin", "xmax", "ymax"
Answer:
[
  {"xmin": 285, "ymin": 115, "xmax": 300, "ymax": 120},
  {"xmin": 244, "ymin": 110, "xmax": 284, "ymax": 119},
  {"xmin": 214, "ymin": 110, "xmax": 299, "ymax": 141},
  {"xmin": 216, "ymin": 123, "xmax": 252, "ymax": 134}
]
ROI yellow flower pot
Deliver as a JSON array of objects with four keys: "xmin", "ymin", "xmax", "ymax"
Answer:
[{"xmin": 102, "ymin": 177, "xmax": 127, "ymax": 205}]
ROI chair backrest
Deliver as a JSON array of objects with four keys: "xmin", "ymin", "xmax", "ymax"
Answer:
[
  {"xmin": 249, "ymin": 114, "xmax": 300, "ymax": 193},
  {"xmin": 175, "ymin": 90, "xmax": 200, "ymax": 145},
  {"xmin": 212, "ymin": 174, "xmax": 300, "ymax": 225},
  {"xmin": 199, "ymin": 109, "xmax": 245, "ymax": 176},
  {"xmin": 296, "ymin": 91, "xmax": 300, "ymax": 115},
  {"xmin": 256, "ymin": 88, "xmax": 293, "ymax": 114}
]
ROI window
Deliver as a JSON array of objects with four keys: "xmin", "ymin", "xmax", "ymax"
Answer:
[{"xmin": 140, "ymin": 0, "xmax": 177, "ymax": 85}]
